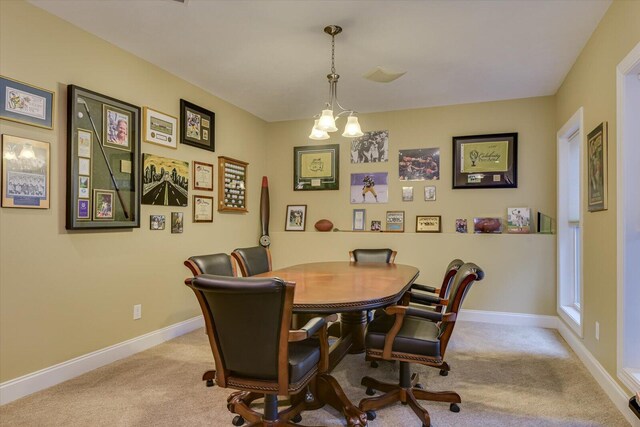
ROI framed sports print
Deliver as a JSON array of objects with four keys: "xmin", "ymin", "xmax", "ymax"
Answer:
[
  {"xmin": 399, "ymin": 147, "xmax": 440, "ymax": 181},
  {"xmin": 150, "ymin": 215, "xmax": 166, "ymax": 230},
  {"xmin": 424, "ymin": 185, "xmax": 436, "ymax": 201},
  {"xmin": 193, "ymin": 195, "xmax": 213, "ymax": 222},
  {"xmin": 66, "ymin": 85, "xmax": 141, "ymax": 230},
  {"xmin": 171, "ymin": 212, "xmax": 184, "ymax": 233},
  {"xmin": 143, "ymin": 107, "xmax": 178, "ymax": 149},
  {"xmin": 386, "ymin": 210, "xmax": 405, "ymax": 232},
  {"xmin": 285, "ymin": 205, "xmax": 307, "ymax": 231},
  {"xmin": 0, "ymin": 76, "xmax": 54, "ymax": 129},
  {"xmin": 1, "ymin": 135, "xmax": 50, "ymax": 209},
  {"xmin": 402, "ymin": 186, "xmax": 413, "ymax": 202},
  {"xmin": 180, "ymin": 99, "xmax": 215, "ymax": 152},
  {"xmin": 587, "ymin": 122, "xmax": 607, "ymax": 212},
  {"xmin": 293, "ymin": 144, "xmax": 339, "ymax": 191},
  {"xmin": 416, "ymin": 215, "xmax": 441, "ymax": 233},
  {"xmin": 353, "ymin": 209, "xmax": 366, "ymax": 231},
  {"xmin": 193, "ymin": 161, "xmax": 213, "ymax": 191},
  {"xmin": 452, "ymin": 133, "xmax": 518, "ymax": 189},
  {"xmin": 350, "ymin": 172, "xmax": 388, "ymax": 204}
]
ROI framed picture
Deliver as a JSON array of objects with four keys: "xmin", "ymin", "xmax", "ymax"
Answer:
[
  {"xmin": 399, "ymin": 147, "xmax": 440, "ymax": 181},
  {"xmin": 350, "ymin": 172, "xmax": 388, "ymax": 204},
  {"xmin": 371, "ymin": 220, "xmax": 382, "ymax": 231},
  {"xmin": 402, "ymin": 186, "xmax": 413, "ymax": 202},
  {"xmin": 285, "ymin": 204, "xmax": 307, "ymax": 231},
  {"xmin": 424, "ymin": 185, "xmax": 436, "ymax": 201},
  {"xmin": 93, "ymin": 189, "xmax": 115, "ymax": 220},
  {"xmin": 473, "ymin": 217, "xmax": 502, "ymax": 233},
  {"xmin": 0, "ymin": 76, "xmax": 54, "ymax": 129},
  {"xmin": 218, "ymin": 156, "xmax": 248, "ymax": 212},
  {"xmin": 353, "ymin": 209, "xmax": 366, "ymax": 231},
  {"xmin": 452, "ymin": 133, "xmax": 518, "ymax": 189},
  {"xmin": 294, "ymin": 144, "xmax": 339, "ymax": 191},
  {"xmin": 143, "ymin": 107, "xmax": 178, "ymax": 149},
  {"xmin": 455, "ymin": 218, "xmax": 468, "ymax": 233},
  {"xmin": 507, "ymin": 207, "xmax": 532, "ymax": 233},
  {"xmin": 193, "ymin": 195, "xmax": 213, "ymax": 222},
  {"xmin": 150, "ymin": 215, "xmax": 166, "ymax": 230},
  {"xmin": 350, "ymin": 130, "xmax": 389, "ymax": 163},
  {"xmin": 171, "ymin": 212, "xmax": 184, "ymax": 233},
  {"xmin": 180, "ymin": 99, "xmax": 215, "ymax": 152},
  {"xmin": 386, "ymin": 210, "xmax": 405, "ymax": 232},
  {"xmin": 66, "ymin": 85, "xmax": 141, "ymax": 230},
  {"xmin": 1, "ymin": 135, "xmax": 50, "ymax": 209},
  {"xmin": 416, "ymin": 215, "xmax": 441, "ymax": 233},
  {"xmin": 193, "ymin": 161, "xmax": 213, "ymax": 191},
  {"xmin": 142, "ymin": 154, "xmax": 189, "ymax": 206},
  {"xmin": 587, "ymin": 122, "xmax": 607, "ymax": 212}
]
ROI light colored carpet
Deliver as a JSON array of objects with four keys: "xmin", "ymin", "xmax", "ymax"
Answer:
[{"xmin": 0, "ymin": 322, "xmax": 630, "ymax": 426}]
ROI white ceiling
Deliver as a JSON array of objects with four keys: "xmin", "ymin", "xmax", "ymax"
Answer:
[{"xmin": 29, "ymin": 0, "xmax": 611, "ymax": 122}]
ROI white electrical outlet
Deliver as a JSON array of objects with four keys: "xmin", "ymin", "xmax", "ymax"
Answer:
[
  {"xmin": 595, "ymin": 321, "xmax": 600, "ymax": 341},
  {"xmin": 133, "ymin": 304, "xmax": 142, "ymax": 320}
]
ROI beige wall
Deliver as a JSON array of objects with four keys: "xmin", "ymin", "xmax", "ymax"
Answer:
[
  {"xmin": 555, "ymin": 0, "xmax": 640, "ymax": 388},
  {"xmin": 267, "ymin": 96, "xmax": 557, "ymax": 315},
  {"xmin": 0, "ymin": 1, "xmax": 268, "ymax": 382}
]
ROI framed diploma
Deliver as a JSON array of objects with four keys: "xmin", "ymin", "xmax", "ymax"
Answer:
[
  {"xmin": 193, "ymin": 161, "xmax": 213, "ymax": 191},
  {"xmin": 193, "ymin": 195, "xmax": 213, "ymax": 222}
]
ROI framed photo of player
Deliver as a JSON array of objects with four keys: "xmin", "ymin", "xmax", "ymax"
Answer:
[
  {"xmin": 180, "ymin": 99, "xmax": 215, "ymax": 152},
  {"xmin": 350, "ymin": 172, "xmax": 388, "ymax": 204},
  {"xmin": 285, "ymin": 204, "xmax": 307, "ymax": 231}
]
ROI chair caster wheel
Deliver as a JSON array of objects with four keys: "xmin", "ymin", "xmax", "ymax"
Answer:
[
  {"xmin": 365, "ymin": 387, "xmax": 376, "ymax": 396},
  {"xmin": 206, "ymin": 379, "xmax": 214, "ymax": 387},
  {"xmin": 440, "ymin": 369, "xmax": 448, "ymax": 376},
  {"xmin": 450, "ymin": 403, "xmax": 460, "ymax": 413},
  {"xmin": 366, "ymin": 410, "xmax": 376, "ymax": 421},
  {"xmin": 291, "ymin": 414, "xmax": 302, "ymax": 423},
  {"xmin": 414, "ymin": 383, "xmax": 424, "ymax": 389},
  {"xmin": 370, "ymin": 361, "xmax": 379, "ymax": 368},
  {"xmin": 232, "ymin": 415, "xmax": 244, "ymax": 426}
]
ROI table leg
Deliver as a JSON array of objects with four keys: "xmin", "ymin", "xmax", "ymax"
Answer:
[{"xmin": 340, "ymin": 311, "xmax": 367, "ymax": 354}]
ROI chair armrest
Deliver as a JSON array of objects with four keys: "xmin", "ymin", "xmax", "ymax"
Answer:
[
  {"xmin": 288, "ymin": 314, "xmax": 335, "ymax": 342},
  {"xmin": 411, "ymin": 283, "xmax": 438, "ymax": 294},
  {"xmin": 405, "ymin": 307, "xmax": 444, "ymax": 322},
  {"xmin": 409, "ymin": 292, "xmax": 442, "ymax": 305}
]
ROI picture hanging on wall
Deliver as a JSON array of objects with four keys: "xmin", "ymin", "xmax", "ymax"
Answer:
[
  {"xmin": 452, "ymin": 133, "xmax": 517, "ymax": 189},
  {"xmin": 0, "ymin": 75, "xmax": 54, "ymax": 130},
  {"xmin": 587, "ymin": 122, "xmax": 607, "ymax": 212},
  {"xmin": 171, "ymin": 212, "xmax": 184, "ymax": 233},
  {"xmin": 143, "ymin": 107, "xmax": 178, "ymax": 149},
  {"xmin": 1, "ymin": 134, "xmax": 50, "ymax": 209},
  {"xmin": 150, "ymin": 215, "xmax": 166, "ymax": 230},
  {"xmin": 399, "ymin": 147, "xmax": 440, "ymax": 181},
  {"xmin": 350, "ymin": 130, "xmax": 389, "ymax": 163},
  {"xmin": 507, "ymin": 207, "xmax": 532, "ymax": 233},
  {"xmin": 142, "ymin": 154, "xmax": 189, "ymax": 206},
  {"xmin": 180, "ymin": 99, "xmax": 215, "ymax": 152},
  {"xmin": 350, "ymin": 172, "xmax": 388, "ymax": 204},
  {"xmin": 293, "ymin": 144, "xmax": 339, "ymax": 191},
  {"xmin": 285, "ymin": 204, "xmax": 307, "ymax": 231}
]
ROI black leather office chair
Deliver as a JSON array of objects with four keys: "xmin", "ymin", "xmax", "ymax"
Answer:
[
  {"xmin": 358, "ymin": 263, "xmax": 485, "ymax": 427},
  {"xmin": 185, "ymin": 274, "xmax": 331, "ymax": 426},
  {"xmin": 184, "ymin": 253, "xmax": 237, "ymax": 277},
  {"xmin": 232, "ymin": 246, "xmax": 272, "ymax": 277},
  {"xmin": 349, "ymin": 248, "xmax": 397, "ymax": 264},
  {"xmin": 408, "ymin": 258, "xmax": 464, "ymax": 315}
]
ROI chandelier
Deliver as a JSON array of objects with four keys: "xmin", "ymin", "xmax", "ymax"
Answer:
[{"xmin": 309, "ymin": 25, "xmax": 364, "ymax": 140}]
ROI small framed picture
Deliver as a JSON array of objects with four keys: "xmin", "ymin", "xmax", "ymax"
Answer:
[
  {"xmin": 2, "ymin": 135, "xmax": 51, "ymax": 209},
  {"xmin": 424, "ymin": 186, "xmax": 436, "ymax": 201},
  {"xmin": 78, "ymin": 176, "xmax": 90, "ymax": 198},
  {"xmin": 143, "ymin": 107, "xmax": 178, "ymax": 149},
  {"xmin": 93, "ymin": 189, "xmax": 115, "ymax": 220},
  {"xmin": 456, "ymin": 219, "xmax": 468, "ymax": 233},
  {"xmin": 77, "ymin": 199, "xmax": 90, "ymax": 220},
  {"xmin": 285, "ymin": 204, "xmax": 307, "ymax": 231},
  {"xmin": 507, "ymin": 207, "xmax": 532, "ymax": 234},
  {"xmin": 193, "ymin": 195, "xmax": 213, "ymax": 222},
  {"xmin": 1, "ymin": 75, "xmax": 54, "ymax": 129},
  {"xmin": 180, "ymin": 99, "xmax": 215, "ymax": 152},
  {"xmin": 371, "ymin": 220, "xmax": 382, "ymax": 231},
  {"xmin": 78, "ymin": 157, "xmax": 90, "ymax": 175},
  {"xmin": 416, "ymin": 215, "xmax": 441, "ymax": 233},
  {"xmin": 171, "ymin": 212, "xmax": 184, "ymax": 233},
  {"xmin": 587, "ymin": 122, "xmax": 608, "ymax": 212},
  {"xmin": 193, "ymin": 161, "xmax": 214, "ymax": 191},
  {"xmin": 150, "ymin": 215, "xmax": 165, "ymax": 230},
  {"xmin": 402, "ymin": 186, "xmax": 413, "ymax": 202},
  {"xmin": 103, "ymin": 105, "xmax": 132, "ymax": 151},
  {"xmin": 386, "ymin": 211, "xmax": 405, "ymax": 232},
  {"xmin": 353, "ymin": 209, "xmax": 366, "ymax": 231},
  {"xmin": 77, "ymin": 128, "xmax": 92, "ymax": 158}
]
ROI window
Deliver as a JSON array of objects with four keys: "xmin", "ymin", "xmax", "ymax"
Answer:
[{"xmin": 557, "ymin": 108, "xmax": 583, "ymax": 336}]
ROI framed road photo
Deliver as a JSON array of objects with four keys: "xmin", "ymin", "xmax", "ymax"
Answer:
[
  {"xmin": 193, "ymin": 161, "xmax": 213, "ymax": 191},
  {"xmin": 180, "ymin": 99, "xmax": 215, "ymax": 152},
  {"xmin": 193, "ymin": 195, "xmax": 213, "ymax": 222},
  {"xmin": 353, "ymin": 209, "xmax": 366, "ymax": 231},
  {"xmin": 143, "ymin": 107, "xmax": 178, "ymax": 149},
  {"xmin": 0, "ymin": 76, "xmax": 54, "ymax": 129},
  {"xmin": 142, "ymin": 154, "xmax": 189, "ymax": 207},
  {"xmin": 587, "ymin": 122, "xmax": 607, "ymax": 212},
  {"xmin": 1, "ymin": 135, "xmax": 50, "ymax": 209},
  {"xmin": 386, "ymin": 210, "xmax": 405, "ymax": 232},
  {"xmin": 452, "ymin": 133, "xmax": 517, "ymax": 189},
  {"xmin": 293, "ymin": 144, "xmax": 339, "ymax": 191},
  {"xmin": 285, "ymin": 204, "xmax": 307, "ymax": 231},
  {"xmin": 416, "ymin": 215, "xmax": 441, "ymax": 233}
]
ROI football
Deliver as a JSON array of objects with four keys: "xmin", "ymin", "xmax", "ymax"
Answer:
[{"xmin": 314, "ymin": 219, "xmax": 334, "ymax": 232}]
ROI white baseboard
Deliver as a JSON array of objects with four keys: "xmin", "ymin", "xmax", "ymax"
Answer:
[
  {"xmin": 0, "ymin": 315, "xmax": 204, "ymax": 405},
  {"xmin": 459, "ymin": 308, "xmax": 559, "ymax": 329},
  {"xmin": 557, "ymin": 319, "xmax": 640, "ymax": 427}
]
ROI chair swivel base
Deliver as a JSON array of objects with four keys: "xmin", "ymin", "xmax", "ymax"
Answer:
[
  {"xmin": 358, "ymin": 373, "xmax": 461, "ymax": 427},
  {"xmin": 226, "ymin": 391, "xmax": 320, "ymax": 427}
]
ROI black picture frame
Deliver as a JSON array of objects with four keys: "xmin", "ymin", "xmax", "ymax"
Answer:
[
  {"xmin": 452, "ymin": 132, "xmax": 518, "ymax": 189},
  {"xmin": 66, "ymin": 85, "xmax": 141, "ymax": 230},
  {"xmin": 180, "ymin": 99, "xmax": 215, "ymax": 152},
  {"xmin": 293, "ymin": 144, "xmax": 339, "ymax": 191}
]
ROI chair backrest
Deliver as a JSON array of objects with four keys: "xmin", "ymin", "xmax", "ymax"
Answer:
[
  {"xmin": 184, "ymin": 253, "xmax": 237, "ymax": 276},
  {"xmin": 232, "ymin": 246, "xmax": 272, "ymax": 276},
  {"xmin": 438, "ymin": 263, "xmax": 484, "ymax": 355},
  {"xmin": 350, "ymin": 248, "xmax": 397, "ymax": 264},
  {"xmin": 188, "ymin": 274, "xmax": 294, "ymax": 387},
  {"xmin": 439, "ymin": 259, "xmax": 464, "ymax": 299}
]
